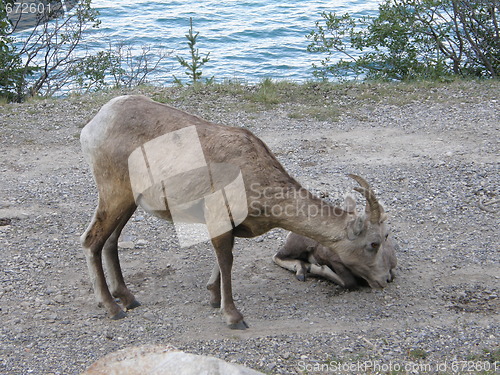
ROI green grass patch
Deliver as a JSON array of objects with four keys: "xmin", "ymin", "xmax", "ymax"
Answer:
[
  {"xmin": 467, "ymin": 347, "xmax": 500, "ymax": 363},
  {"xmin": 408, "ymin": 348, "xmax": 428, "ymax": 360}
]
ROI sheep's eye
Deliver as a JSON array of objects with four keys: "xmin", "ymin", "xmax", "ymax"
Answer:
[{"xmin": 371, "ymin": 242, "xmax": 380, "ymax": 249}]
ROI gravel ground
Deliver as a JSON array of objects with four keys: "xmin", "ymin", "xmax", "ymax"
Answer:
[{"xmin": 0, "ymin": 81, "xmax": 499, "ymax": 374}]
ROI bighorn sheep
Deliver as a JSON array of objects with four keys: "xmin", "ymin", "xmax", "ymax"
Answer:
[
  {"xmin": 273, "ymin": 186, "xmax": 397, "ymax": 289},
  {"xmin": 80, "ymin": 95, "xmax": 396, "ymax": 329}
]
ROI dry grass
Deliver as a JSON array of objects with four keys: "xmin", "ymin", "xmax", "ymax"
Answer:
[{"xmin": 3, "ymin": 79, "xmax": 498, "ymax": 124}]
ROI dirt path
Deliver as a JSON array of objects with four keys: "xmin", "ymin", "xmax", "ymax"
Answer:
[{"xmin": 0, "ymin": 82, "xmax": 498, "ymax": 374}]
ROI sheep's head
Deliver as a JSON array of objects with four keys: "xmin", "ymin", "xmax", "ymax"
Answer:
[{"xmin": 335, "ymin": 174, "xmax": 397, "ymax": 289}]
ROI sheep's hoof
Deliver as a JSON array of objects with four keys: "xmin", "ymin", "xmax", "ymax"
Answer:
[
  {"xmin": 125, "ymin": 299, "xmax": 141, "ymax": 310},
  {"xmin": 296, "ymin": 274, "xmax": 306, "ymax": 282},
  {"xmin": 110, "ymin": 310, "xmax": 127, "ymax": 320},
  {"xmin": 228, "ymin": 320, "xmax": 249, "ymax": 330},
  {"xmin": 210, "ymin": 301, "xmax": 221, "ymax": 308}
]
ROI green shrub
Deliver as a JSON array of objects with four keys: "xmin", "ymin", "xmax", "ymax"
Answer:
[
  {"xmin": 307, "ymin": 0, "xmax": 500, "ymax": 81},
  {"xmin": 1, "ymin": 1, "xmax": 168, "ymax": 101},
  {"xmin": 0, "ymin": 0, "xmax": 101, "ymax": 101},
  {"xmin": 0, "ymin": 0, "xmax": 37, "ymax": 101}
]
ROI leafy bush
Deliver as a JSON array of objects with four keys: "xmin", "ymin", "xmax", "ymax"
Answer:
[
  {"xmin": 307, "ymin": 0, "xmax": 500, "ymax": 81},
  {"xmin": 0, "ymin": 0, "xmax": 101, "ymax": 101},
  {"xmin": 0, "ymin": 0, "xmax": 37, "ymax": 101},
  {"xmin": 1, "ymin": 1, "xmax": 169, "ymax": 101},
  {"xmin": 70, "ymin": 43, "xmax": 170, "ymax": 93}
]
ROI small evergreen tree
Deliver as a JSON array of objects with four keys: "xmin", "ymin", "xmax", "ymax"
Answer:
[{"xmin": 174, "ymin": 17, "xmax": 211, "ymax": 85}]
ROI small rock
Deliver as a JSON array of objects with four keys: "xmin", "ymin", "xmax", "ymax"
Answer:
[
  {"xmin": 53, "ymin": 295, "xmax": 64, "ymax": 304},
  {"xmin": 0, "ymin": 218, "xmax": 12, "ymax": 226},
  {"xmin": 118, "ymin": 241, "xmax": 135, "ymax": 249},
  {"xmin": 143, "ymin": 312, "xmax": 156, "ymax": 322}
]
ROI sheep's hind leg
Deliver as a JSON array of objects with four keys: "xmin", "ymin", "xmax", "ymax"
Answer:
[
  {"xmin": 81, "ymin": 195, "xmax": 136, "ymax": 319},
  {"xmin": 81, "ymin": 205, "xmax": 131, "ymax": 320},
  {"xmin": 102, "ymin": 204, "xmax": 141, "ymax": 311}
]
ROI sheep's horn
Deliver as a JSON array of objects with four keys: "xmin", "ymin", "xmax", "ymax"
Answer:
[{"xmin": 348, "ymin": 174, "xmax": 381, "ymax": 224}]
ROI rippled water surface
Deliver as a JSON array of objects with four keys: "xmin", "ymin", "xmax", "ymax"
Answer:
[{"xmin": 88, "ymin": 0, "xmax": 382, "ymax": 83}]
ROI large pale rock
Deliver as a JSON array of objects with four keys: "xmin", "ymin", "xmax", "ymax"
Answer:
[{"xmin": 82, "ymin": 345, "xmax": 265, "ymax": 375}]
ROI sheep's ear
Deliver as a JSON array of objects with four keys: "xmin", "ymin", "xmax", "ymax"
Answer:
[
  {"xmin": 344, "ymin": 195, "xmax": 356, "ymax": 213},
  {"xmin": 346, "ymin": 216, "xmax": 364, "ymax": 240}
]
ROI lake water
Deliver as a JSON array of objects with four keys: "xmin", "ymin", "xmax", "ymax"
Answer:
[
  {"xmin": 84, "ymin": 0, "xmax": 382, "ymax": 84},
  {"xmin": 8, "ymin": 1, "xmax": 380, "ymax": 87},
  {"xmin": 86, "ymin": 0, "xmax": 382, "ymax": 84}
]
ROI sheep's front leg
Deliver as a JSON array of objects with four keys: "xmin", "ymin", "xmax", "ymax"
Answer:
[
  {"xmin": 211, "ymin": 232, "xmax": 248, "ymax": 330},
  {"xmin": 307, "ymin": 264, "xmax": 345, "ymax": 287},
  {"xmin": 206, "ymin": 263, "xmax": 221, "ymax": 308},
  {"xmin": 272, "ymin": 254, "xmax": 309, "ymax": 281},
  {"xmin": 273, "ymin": 254, "xmax": 345, "ymax": 287}
]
